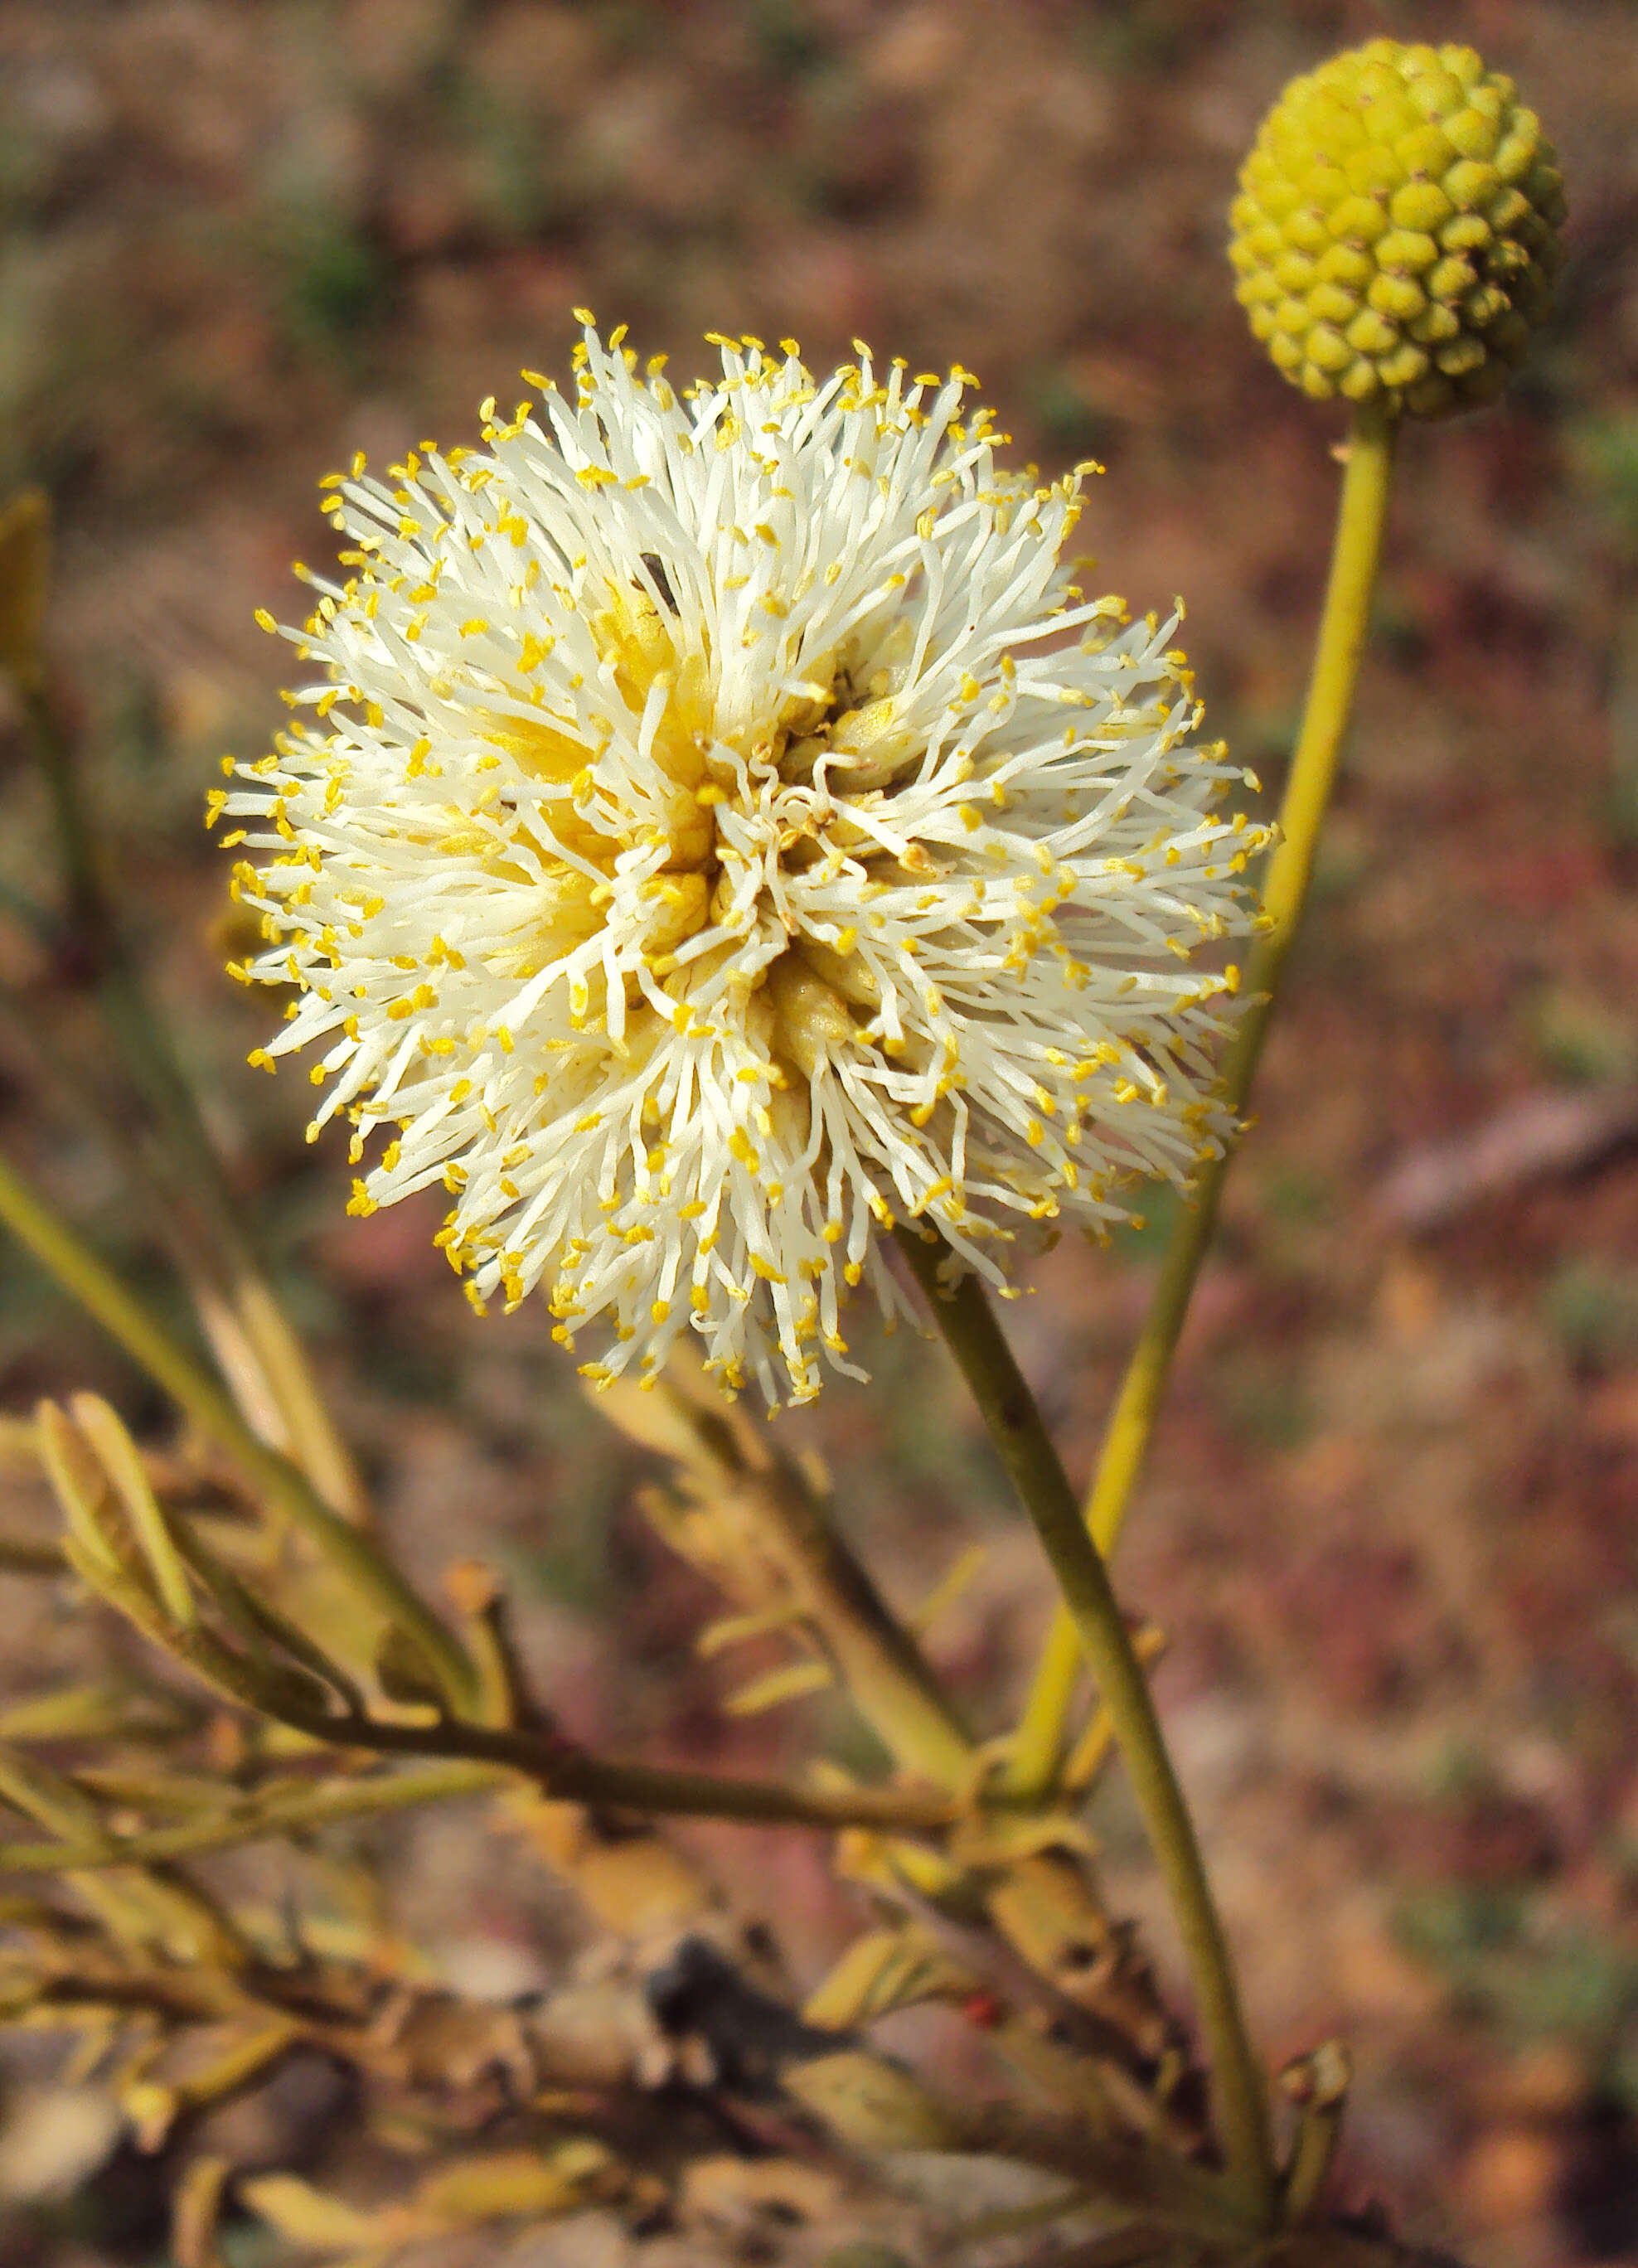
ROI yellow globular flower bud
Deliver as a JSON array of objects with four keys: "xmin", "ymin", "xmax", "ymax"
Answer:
[{"xmin": 1229, "ymin": 39, "xmax": 1567, "ymax": 417}]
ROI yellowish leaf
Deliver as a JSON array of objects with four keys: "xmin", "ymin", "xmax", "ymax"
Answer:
[
  {"xmin": 34, "ymin": 1401, "xmax": 123, "ymax": 1580},
  {"xmin": 119, "ymin": 2079, "xmax": 179, "ymax": 2154},
  {"xmin": 0, "ymin": 1686, "xmax": 148, "ymax": 1745},
  {"xmin": 783, "ymin": 2050, "xmax": 962, "ymax": 2151},
  {"xmin": 947, "ymin": 1808, "xmax": 1097, "ymax": 1871},
  {"xmin": 412, "ymin": 2140, "xmax": 614, "ymax": 2227},
  {"xmin": 681, "ymin": 2154, "xmax": 839, "ymax": 2226},
  {"xmin": 696, "ymin": 1603, "xmax": 806, "ymax": 1658},
  {"xmin": 241, "ymin": 2174, "xmax": 381, "ymax": 2251},
  {"xmin": 70, "ymin": 1394, "xmax": 196, "ymax": 1629},
  {"xmin": 721, "ymin": 1659, "xmax": 832, "ymax": 1716},
  {"xmin": 803, "ymin": 1928, "xmax": 970, "ymax": 2031}
]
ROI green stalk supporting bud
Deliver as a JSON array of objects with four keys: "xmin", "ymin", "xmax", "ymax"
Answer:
[
  {"xmin": 1010, "ymin": 40, "xmax": 1565, "ymax": 1843},
  {"xmin": 1231, "ymin": 39, "xmax": 1565, "ymax": 418}
]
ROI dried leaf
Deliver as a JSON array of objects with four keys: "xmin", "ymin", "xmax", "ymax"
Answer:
[
  {"xmin": 384, "ymin": 1992, "xmax": 539, "ymax": 2095},
  {"xmin": 71, "ymin": 1766, "xmax": 239, "ymax": 1815},
  {"xmin": 0, "ymin": 1686, "xmax": 157, "ymax": 1746},
  {"xmin": 783, "ymin": 2050, "xmax": 962, "ymax": 2151},
  {"xmin": 412, "ymin": 2139, "xmax": 615, "ymax": 2227},
  {"xmin": 510, "ymin": 1800, "xmax": 720, "ymax": 1937},
  {"xmin": 681, "ymin": 2154, "xmax": 840, "ymax": 2227},
  {"xmin": 697, "ymin": 1604, "xmax": 807, "ymax": 1659},
  {"xmin": 35, "ymin": 1402, "xmax": 124, "ymax": 1580},
  {"xmin": 120, "ymin": 2077, "xmax": 179, "ymax": 2154},
  {"xmin": 70, "ymin": 1396, "xmax": 196, "ymax": 1629},
  {"xmin": 831, "ymin": 1818, "xmax": 967, "ymax": 1905},
  {"xmin": 595, "ymin": 1374, "xmax": 709, "ymax": 1463},
  {"xmin": 241, "ymin": 2173, "xmax": 382, "ymax": 2251},
  {"xmin": 146, "ymin": 2014, "xmax": 301, "ymax": 2110},
  {"xmin": 803, "ymin": 1928, "xmax": 970, "ymax": 2030}
]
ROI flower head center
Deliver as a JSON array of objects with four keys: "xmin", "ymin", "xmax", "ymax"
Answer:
[{"xmin": 485, "ymin": 569, "xmax": 933, "ymax": 1084}]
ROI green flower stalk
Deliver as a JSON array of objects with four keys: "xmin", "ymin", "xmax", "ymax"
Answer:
[
  {"xmin": 1231, "ymin": 39, "xmax": 1566, "ymax": 418},
  {"xmin": 1001, "ymin": 50, "xmax": 1568, "ymax": 2231}
]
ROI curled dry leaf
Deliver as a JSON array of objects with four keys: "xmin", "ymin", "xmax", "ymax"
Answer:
[
  {"xmin": 242, "ymin": 2142, "xmax": 622, "ymax": 2262},
  {"xmin": 803, "ymin": 1927, "xmax": 972, "ymax": 2032}
]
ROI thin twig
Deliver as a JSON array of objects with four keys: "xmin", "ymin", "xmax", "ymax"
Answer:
[
  {"xmin": 0, "ymin": 1761, "xmax": 507, "ymax": 1873},
  {"xmin": 0, "ymin": 1718, "xmax": 959, "ymax": 1870}
]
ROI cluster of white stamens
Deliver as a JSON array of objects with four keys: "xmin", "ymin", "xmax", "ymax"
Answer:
[{"xmin": 216, "ymin": 322, "xmax": 1267, "ymax": 1403}]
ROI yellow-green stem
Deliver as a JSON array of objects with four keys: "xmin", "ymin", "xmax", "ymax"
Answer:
[
  {"xmin": 0, "ymin": 1141, "xmax": 477, "ymax": 1713},
  {"xmin": 896, "ymin": 1228, "xmax": 1276, "ymax": 2228},
  {"xmin": 1008, "ymin": 401, "xmax": 1398, "ymax": 1801}
]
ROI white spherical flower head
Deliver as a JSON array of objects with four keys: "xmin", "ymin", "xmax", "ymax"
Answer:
[{"xmin": 217, "ymin": 322, "xmax": 1267, "ymax": 1403}]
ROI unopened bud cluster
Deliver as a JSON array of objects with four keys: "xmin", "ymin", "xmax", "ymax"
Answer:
[{"xmin": 1231, "ymin": 40, "xmax": 1565, "ymax": 417}]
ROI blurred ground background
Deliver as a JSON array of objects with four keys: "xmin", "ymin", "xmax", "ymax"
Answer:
[{"xmin": 0, "ymin": 1, "xmax": 1636, "ymax": 2263}]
